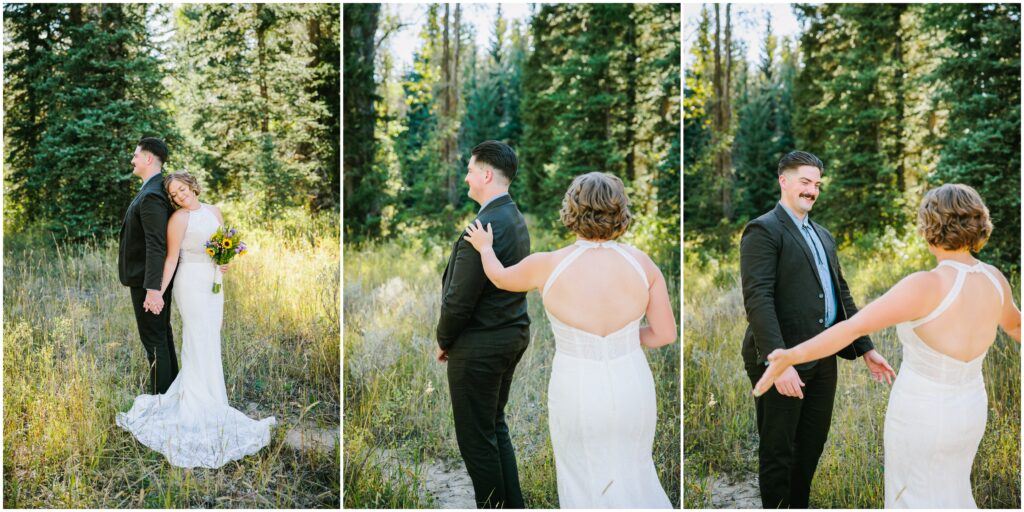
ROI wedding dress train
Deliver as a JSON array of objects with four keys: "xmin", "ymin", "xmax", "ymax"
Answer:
[{"xmin": 117, "ymin": 204, "xmax": 275, "ymax": 469}]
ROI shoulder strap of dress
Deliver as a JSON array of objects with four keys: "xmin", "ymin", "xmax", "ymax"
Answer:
[
  {"xmin": 975, "ymin": 264, "xmax": 1005, "ymax": 306},
  {"xmin": 542, "ymin": 245, "xmax": 588, "ymax": 298},
  {"xmin": 909, "ymin": 260, "xmax": 1005, "ymax": 328},
  {"xmin": 609, "ymin": 243, "xmax": 650, "ymax": 289},
  {"xmin": 909, "ymin": 262, "xmax": 968, "ymax": 329},
  {"xmin": 939, "ymin": 259, "xmax": 1004, "ymax": 305}
]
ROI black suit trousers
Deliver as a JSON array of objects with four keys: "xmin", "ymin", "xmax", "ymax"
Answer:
[
  {"xmin": 130, "ymin": 286, "xmax": 178, "ymax": 394},
  {"xmin": 447, "ymin": 347, "xmax": 527, "ymax": 509},
  {"xmin": 751, "ymin": 355, "xmax": 837, "ymax": 508}
]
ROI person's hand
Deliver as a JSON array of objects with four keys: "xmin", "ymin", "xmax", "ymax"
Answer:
[
  {"xmin": 436, "ymin": 347, "xmax": 448, "ymax": 363},
  {"xmin": 144, "ymin": 289, "xmax": 164, "ymax": 315},
  {"xmin": 754, "ymin": 349, "xmax": 803, "ymax": 398},
  {"xmin": 219, "ymin": 264, "xmax": 230, "ymax": 274},
  {"xmin": 463, "ymin": 220, "xmax": 493, "ymax": 252},
  {"xmin": 862, "ymin": 349, "xmax": 896, "ymax": 385}
]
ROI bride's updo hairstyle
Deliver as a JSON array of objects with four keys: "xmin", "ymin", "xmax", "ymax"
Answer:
[
  {"xmin": 164, "ymin": 171, "xmax": 202, "ymax": 210},
  {"xmin": 559, "ymin": 172, "xmax": 632, "ymax": 241},
  {"xmin": 917, "ymin": 183, "xmax": 992, "ymax": 253}
]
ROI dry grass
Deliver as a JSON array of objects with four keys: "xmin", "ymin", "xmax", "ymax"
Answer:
[
  {"xmin": 3, "ymin": 205, "xmax": 340, "ymax": 508},
  {"xmin": 683, "ymin": 230, "xmax": 1020, "ymax": 508},
  {"xmin": 343, "ymin": 219, "xmax": 680, "ymax": 508}
]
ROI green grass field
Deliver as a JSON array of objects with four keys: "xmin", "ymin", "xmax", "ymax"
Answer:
[
  {"xmin": 683, "ymin": 230, "xmax": 1021, "ymax": 508},
  {"xmin": 3, "ymin": 206, "xmax": 340, "ymax": 508},
  {"xmin": 343, "ymin": 220, "xmax": 681, "ymax": 508}
]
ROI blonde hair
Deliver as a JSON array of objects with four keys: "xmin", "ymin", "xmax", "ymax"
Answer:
[
  {"xmin": 559, "ymin": 172, "xmax": 632, "ymax": 240},
  {"xmin": 164, "ymin": 171, "xmax": 202, "ymax": 210},
  {"xmin": 917, "ymin": 183, "xmax": 992, "ymax": 252}
]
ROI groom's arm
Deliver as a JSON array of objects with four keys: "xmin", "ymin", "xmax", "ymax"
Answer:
[
  {"xmin": 436, "ymin": 237, "xmax": 486, "ymax": 350},
  {"xmin": 140, "ymin": 193, "xmax": 169, "ymax": 291},
  {"xmin": 740, "ymin": 221, "xmax": 786, "ymax": 359}
]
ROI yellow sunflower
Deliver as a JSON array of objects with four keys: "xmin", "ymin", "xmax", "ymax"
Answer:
[
  {"xmin": 206, "ymin": 247, "xmax": 215, "ymax": 256},
  {"xmin": 222, "ymin": 239, "xmax": 233, "ymax": 249}
]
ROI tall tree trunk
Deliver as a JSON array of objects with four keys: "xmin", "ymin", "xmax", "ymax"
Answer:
[
  {"xmin": 711, "ymin": 4, "xmax": 734, "ymax": 221},
  {"xmin": 256, "ymin": 4, "xmax": 269, "ymax": 134},
  {"xmin": 342, "ymin": 4, "xmax": 380, "ymax": 222},
  {"xmin": 624, "ymin": 7, "xmax": 637, "ymax": 183},
  {"xmin": 442, "ymin": 4, "xmax": 453, "ymax": 205},
  {"xmin": 892, "ymin": 5, "xmax": 906, "ymax": 192},
  {"xmin": 721, "ymin": 3, "xmax": 733, "ymax": 220},
  {"xmin": 443, "ymin": 4, "xmax": 462, "ymax": 206}
]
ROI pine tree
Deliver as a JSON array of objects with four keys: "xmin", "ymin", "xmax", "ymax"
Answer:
[
  {"xmin": 307, "ymin": 4, "xmax": 341, "ymax": 213},
  {"xmin": 795, "ymin": 4, "xmax": 908, "ymax": 242},
  {"xmin": 174, "ymin": 4, "xmax": 329, "ymax": 215},
  {"xmin": 682, "ymin": 6, "xmax": 715, "ymax": 234},
  {"xmin": 6, "ymin": 4, "xmax": 175, "ymax": 240},
  {"xmin": 923, "ymin": 3, "xmax": 1021, "ymax": 270},
  {"xmin": 518, "ymin": 5, "xmax": 559, "ymax": 216},
  {"xmin": 733, "ymin": 12, "xmax": 796, "ymax": 222},
  {"xmin": 4, "ymin": 4, "xmax": 66, "ymax": 226},
  {"xmin": 342, "ymin": 4, "xmax": 380, "ymax": 239}
]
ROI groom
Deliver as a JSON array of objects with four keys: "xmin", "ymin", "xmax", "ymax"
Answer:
[
  {"xmin": 436, "ymin": 140, "xmax": 531, "ymax": 508},
  {"xmin": 118, "ymin": 137, "xmax": 178, "ymax": 395},
  {"xmin": 740, "ymin": 150, "xmax": 894, "ymax": 508}
]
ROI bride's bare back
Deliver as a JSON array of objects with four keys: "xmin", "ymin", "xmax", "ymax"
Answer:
[
  {"xmin": 912, "ymin": 262, "xmax": 1006, "ymax": 362},
  {"xmin": 543, "ymin": 244, "xmax": 650, "ymax": 337}
]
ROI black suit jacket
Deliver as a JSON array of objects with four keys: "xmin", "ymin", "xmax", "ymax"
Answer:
[
  {"xmin": 740, "ymin": 203, "xmax": 873, "ymax": 376},
  {"xmin": 118, "ymin": 174, "xmax": 172, "ymax": 290},
  {"xmin": 436, "ymin": 195, "xmax": 531, "ymax": 357}
]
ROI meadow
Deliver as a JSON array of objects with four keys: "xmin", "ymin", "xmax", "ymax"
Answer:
[
  {"xmin": 3, "ymin": 204, "xmax": 340, "ymax": 508},
  {"xmin": 683, "ymin": 229, "xmax": 1021, "ymax": 508},
  {"xmin": 342, "ymin": 217, "xmax": 681, "ymax": 508}
]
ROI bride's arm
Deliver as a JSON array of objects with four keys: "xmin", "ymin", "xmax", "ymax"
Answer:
[
  {"xmin": 159, "ymin": 211, "xmax": 189, "ymax": 294},
  {"xmin": 464, "ymin": 220, "xmax": 550, "ymax": 292},
  {"xmin": 993, "ymin": 267, "xmax": 1022, "ymax": 343},
  {"xmin": 638, "ymin": 255, "xmax": 676, "ymax": 348},
  {"xmin": 754, "ymin": 271, "xmax": 936, "ymax": 396}
]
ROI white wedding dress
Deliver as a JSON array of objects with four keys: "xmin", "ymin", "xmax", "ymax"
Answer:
[
  {"xmin": 117, "ymin": 203, "xmax": 276, "ymax": 469},
  {"xmin": 885, "ymin": 260, "xmax": 1004, "ymax": 508},
  {"xmin": 544, "ymin": 240, "xmax": 672, "ymax": 508}
]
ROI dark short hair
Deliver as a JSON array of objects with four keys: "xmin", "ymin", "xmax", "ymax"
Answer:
[
  {"xmin": 137, "ymin": 137, "xmax": 168, "ymax": 165},
  {"xmin": 778, "ymin": 150, "xmax": 823, "ymax": 175},
  {"xmin": 471, "ymin": 140, "xmax": 518, "ymax": 182}
]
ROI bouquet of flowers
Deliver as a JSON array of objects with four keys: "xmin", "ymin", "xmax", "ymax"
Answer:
[{"xmin": 205, "ymin": 226, "xmax": 247, "ymax": 293}]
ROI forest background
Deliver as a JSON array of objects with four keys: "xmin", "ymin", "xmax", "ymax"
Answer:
[
  {"xmin": 344, "ymin": 3, "xmax": 682, "ymax": 507},
  {"xmin": 4, "ymin": 4, "xmax": 340, "ymax": 508},
  {"xmin": 683, "ymin": 4, "xmax": 1020, "ymax": 508}
]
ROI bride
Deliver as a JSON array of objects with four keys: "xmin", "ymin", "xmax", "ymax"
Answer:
[
  {"xmin": 753, "ymin": 183, "xmax": 1021, "ymax": 508},
  {"xmin": 464, "ymin": 172, "xmax": 676, "ymax": 508},
  {"xmin": 117, "ymin": 171, "xmax": 276, "ymax": 469}
]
